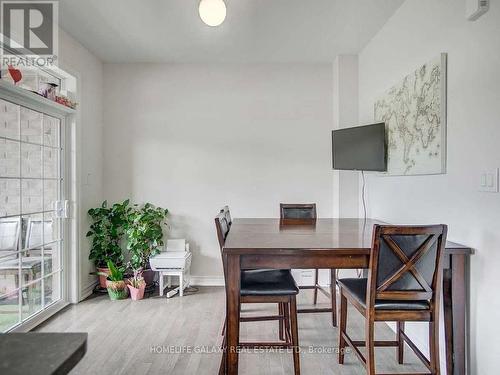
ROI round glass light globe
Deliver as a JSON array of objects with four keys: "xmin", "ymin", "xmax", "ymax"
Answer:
[{"xmin": 199, "ymin": 0, "xmax": 226, "ymax": 27}]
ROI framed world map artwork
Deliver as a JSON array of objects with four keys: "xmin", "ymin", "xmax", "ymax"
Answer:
[{"xmin": 375, "ymin": 53, "xmax": 447, "ymax": 176}]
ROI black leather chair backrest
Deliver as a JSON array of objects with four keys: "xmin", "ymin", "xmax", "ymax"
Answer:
[
  {"xmin": 220, "ymin": 205, "xmax": 232, "ymax": 227},
  {"xmin": 367, "ymin": 224, "xmax": 448, "ymax": 305},
  {"xmin": 215, "ymin": 209, "xmax": 231, "ymax": 284},
  {"xmin": 215, "ymin": 210, "xmax": 230, "ymax": 252},
  {"xmin": 280, "ymin": 203, "xmax": 317, "ymax": 220}
]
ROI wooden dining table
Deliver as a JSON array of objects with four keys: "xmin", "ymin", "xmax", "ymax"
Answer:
[{"xmin": 222, "ymin": 218, "xmax": 472, "ymax": 375}]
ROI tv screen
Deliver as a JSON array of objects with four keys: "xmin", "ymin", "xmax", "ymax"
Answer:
[{"xmin": 332, "ymin": 123, "xmax": 387, "ymax": 171}]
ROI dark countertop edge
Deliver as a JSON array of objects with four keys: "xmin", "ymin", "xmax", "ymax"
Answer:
[
  {"xmin": 53, "ymin": 334, "xmax": 87, "ymax": 375},
  {"xmin": 0, "ymin": 332, "xmax": 88, "ymax": 375}
]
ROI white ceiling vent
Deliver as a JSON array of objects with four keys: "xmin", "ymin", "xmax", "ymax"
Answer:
[{"xmin": 466, "ymin": 0, "xmax": 489, "ymax": 21}]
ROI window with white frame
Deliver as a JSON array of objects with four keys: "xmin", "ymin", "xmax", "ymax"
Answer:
[{"xmin": 0, "ymin": 68, "xmax": 75, "ymax": 331}]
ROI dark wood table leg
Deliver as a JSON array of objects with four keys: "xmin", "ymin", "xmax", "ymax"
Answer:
[
  {"xmin": 443, "ymin": 253, "xmax": 467, "ymax": 375},
  {"xmin": 330, "ymin": 268, "xmax": 337, "ymax": 327},
  {"xmin": 226, "ymin": 254, "xmax": 241, "ymax": 375}
]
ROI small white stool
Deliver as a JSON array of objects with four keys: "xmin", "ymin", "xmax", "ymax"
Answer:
[
  {"xmin": 159, "ymin": 267, "xmax": 191, "ymax": 297},
  {"xmin": 150, "ymin": 239, "xmax": 192, "ymax": 298}
]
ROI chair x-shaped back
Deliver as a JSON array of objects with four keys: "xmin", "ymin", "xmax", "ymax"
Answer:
[{"xmin": 376, "ymin": 233, "xmax": 439, "ymax": 301}]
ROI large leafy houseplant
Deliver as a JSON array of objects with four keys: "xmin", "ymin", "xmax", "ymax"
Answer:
[
  {"xmin": 87, "ymin": 199, "xmax": 130, "ymax": 267},
  {"xmin": 125, "ymin": 203, "xmax": 168, "ymax": 273}
]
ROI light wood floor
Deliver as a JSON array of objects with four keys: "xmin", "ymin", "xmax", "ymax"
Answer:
[{"xmin": 36, "ymin": 287, "xmax": 426, "ymax": 375}]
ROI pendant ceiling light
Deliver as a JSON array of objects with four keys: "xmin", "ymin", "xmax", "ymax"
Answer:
[{"xmin": 199, "ymin": 0, "xmax": 226, "ymax": 27}]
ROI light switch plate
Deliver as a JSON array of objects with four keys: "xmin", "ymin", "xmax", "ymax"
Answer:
[{"xmin": 479, "ymin": 168, "xmax": 499, "ymax": 192}]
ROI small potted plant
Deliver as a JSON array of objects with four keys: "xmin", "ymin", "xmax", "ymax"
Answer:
[
  {"xmin": 101, "ymin": 260, "xmax": 128, "ymax": 300},
  {"xmin": 87, "ymin": 200, "xmax": 130, "ymax": 288},
  {"xmin": 127, "ymin": 268, "xmax": 146, "ymax": 301},
  {"xmin": 125, "ymin": 203, "xmax": 168, "ymax": 286}
]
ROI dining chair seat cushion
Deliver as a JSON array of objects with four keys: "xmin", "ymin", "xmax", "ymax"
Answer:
[
  {"xmin": 240, "ymin": 269, "xmax": 299, "ymax": 296},
  {"xmin": 338, "ymin": 278, "xmax": 429, "ymax": 310}
]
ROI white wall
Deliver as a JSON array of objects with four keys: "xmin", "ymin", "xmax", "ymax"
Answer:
[
  {"xmin": 333, "ymin": 55, "xmax": 360, "ymax": 219},
  {"xmin": 58, "ymin": 29, "xmax": 104, "ymax": 300},
  {"xmin": 102, "ymin": 63, "xmax": 334, "ymax": 282},
  {"xmin": 358, "ymin": 1, "xmax": 500, "ymax": 373}
]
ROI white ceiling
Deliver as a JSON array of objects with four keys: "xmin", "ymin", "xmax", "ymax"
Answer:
[{"xmin": 59, "ymin": 0, "xmax": 404, "ymax": 63}]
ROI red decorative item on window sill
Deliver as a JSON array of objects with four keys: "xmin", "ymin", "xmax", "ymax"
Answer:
[
  {"xmin": 55, "ymin": 95, "xmax": 77, "ymax": 109},
  {"xmin": 7, "ymin": 65, "xmax": 22, "ymax": 85}
]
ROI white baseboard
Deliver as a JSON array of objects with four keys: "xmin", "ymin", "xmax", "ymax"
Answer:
[
  {"xmin": 80, "ymin": 281, "xmax": 98, "ymax": 301},
  {"xmin": 190, "ymin": 276, "xmax": 224, "ymax": 286},
  {"xmin": 188, "ymin": 275, "xmax": 333, "ymax": 288},
  {"xmin": 80, "ymin": 277, "xmax": 221, "ymax": 296}
]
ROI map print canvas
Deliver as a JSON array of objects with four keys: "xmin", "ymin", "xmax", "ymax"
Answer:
[{"xmin": 375, "ymin": 54, "xmax": 447, "ymax": 175}]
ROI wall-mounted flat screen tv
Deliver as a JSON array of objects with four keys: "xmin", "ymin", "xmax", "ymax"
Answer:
[{"xmin": 332, "ymin": 123, "xmax": 387, "ymax": 171}]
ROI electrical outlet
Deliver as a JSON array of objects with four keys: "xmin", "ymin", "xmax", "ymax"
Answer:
[
  {"xmin": 479, "ymin": 168, "xmax": 499, "ymax": 192},
  {"xmin": 466, "ymin": 0, "xmax": 489, "ymax": 21}
]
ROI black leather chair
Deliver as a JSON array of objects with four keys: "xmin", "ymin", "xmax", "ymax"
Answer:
[
  {"xmin": 338, "ymin": 224, "xmax": 448, "ymax": 375},
  {"xmin": 220, "ymin": 205, "xmax": 232, "ymax": 227},
  {"xmin": 280, "ymin": 203, "xmax": 338, "ymax": 326},
  {"xmin": 280, "ymin": 203, "xmax": 317, "ymax": 220},
  {"xmin": 216, "ymin": 209, "xmax": 300, "ymax": 375}
]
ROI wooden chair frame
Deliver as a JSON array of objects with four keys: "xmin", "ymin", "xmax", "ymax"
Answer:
[
  {"xmin": 279, "ymin": 203, "xmax": 337, "ymax": 326},
  {"xmin": 338, "ymin": 224, "xmax": 448, "ymax": 375},
  {"xmin": 216, "ymin": 211, "xmax": 300, "ymax": 375},
  {"xmin": 220, "ymin": 205, "xmax": 232, "ymax": 228}
]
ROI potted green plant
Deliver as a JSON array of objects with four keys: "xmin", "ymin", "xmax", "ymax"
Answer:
[
  {"xmin": 87, "ymin": 200, "xmax": 130, "ymax": 288},
  {"xmin": 127, "ymin": 268, "xmax": 146, "ymax": 301},
  {"xmin": 101, "ymin": 260, "xmax": 128, "ymax": 300},
  {"xmin": 125, "ymin": 203, "xmax": 168, "ymax": 286}
]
